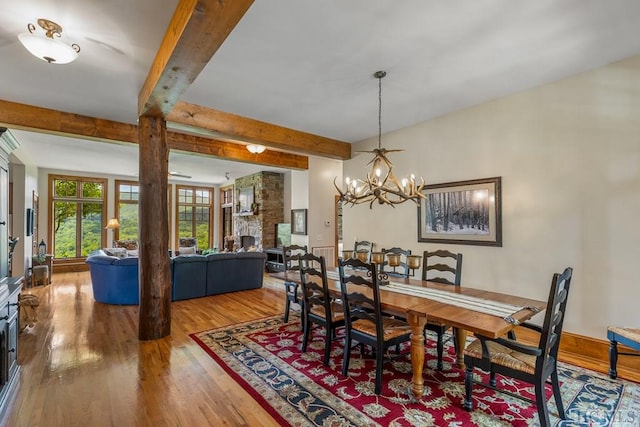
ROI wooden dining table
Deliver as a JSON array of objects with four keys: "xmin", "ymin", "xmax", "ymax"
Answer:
[{"xmin": 269, "ymin": 269, "xmax": 546, "ymax": 399}]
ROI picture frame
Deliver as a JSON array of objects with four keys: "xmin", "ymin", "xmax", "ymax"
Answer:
[
  {"xmin": 417, "ymin": 177, "xmax": 502, "ymax": 246},
  {"xmin": 291, "ymin": 209, "xmax": 307, "ymax": 235},
  {"xmin": 238, "ymin": 186, "xmax": 254, "ymax": 213},
  {"xmin": 26, "ymin": 208, "xmax": 34, "ymax": 236}
]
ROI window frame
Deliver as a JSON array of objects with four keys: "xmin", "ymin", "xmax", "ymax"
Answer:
[
  {"xmin": 48, "ymin": 174, "xmax": 108, "ymax": 262},
  {"xmin": 115, "ymin": 180, "xmax": 140, "ymax": 242},
  {"xmin": 174, "ymin": 185, "xmax": 213, "ymax": 250}
]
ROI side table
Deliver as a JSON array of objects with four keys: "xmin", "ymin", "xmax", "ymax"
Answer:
[{"xmin": 31, "ymin": 254, "xmax": 53, "ymax": 286}]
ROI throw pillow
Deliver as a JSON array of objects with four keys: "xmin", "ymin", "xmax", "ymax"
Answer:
[
  {"xmin": 114, "ymin": 239, "xmax": 138, "ymax": 250},
  {"xmin": 178, "ymin": 246, "xmax": 197, "ymax": 255},
  {"xmin": 104, "ymin": 248, "xmax": 128, "ymax": 258}
]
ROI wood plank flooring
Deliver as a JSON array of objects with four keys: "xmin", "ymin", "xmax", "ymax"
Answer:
[
  {"xmin": 5, "ymin": 272, "xmax": 286, "ymax": 427},
  {"xmin": 4, "ymin": 271, "xmax": 636, "ymax": 426}
]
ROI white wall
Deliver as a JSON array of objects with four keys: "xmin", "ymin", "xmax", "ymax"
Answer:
[
  {"xmin": 290, "ymin": 169, "xmax": 309, "ymax": 247},
  {"xmin": 307, "ymin": 156, "xmax": 342, "ymax": 264},
  {"xmin": 343, "ymin": 55, "xmax": 640, "ymax": 340}
]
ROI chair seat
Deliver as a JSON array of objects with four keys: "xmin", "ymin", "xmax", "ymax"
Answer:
[
  {"xmin": 607, "ymin": 326, "xmax": 640, "ymax": 348},
  {"xmin": 464, "ymin": 339, "xmax": 537, "ymax": 375},
  {"xmin": 310, "ymin": 301, "xmax": 345, "ymax": 322},
  {"xmin": 352, "ymin": 317, "xmax": 412, "ymax": 341}
]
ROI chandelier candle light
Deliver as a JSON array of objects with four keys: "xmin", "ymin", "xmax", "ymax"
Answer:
[{"xmin": 335, "ymin": 71, "xmax": 426, "ymax": 208}]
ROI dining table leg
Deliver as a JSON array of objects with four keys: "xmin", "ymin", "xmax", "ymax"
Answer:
[
  {"xmin": 407, "ymin": 310, "xmax": 428, "ymax": 399},
  {"xmin": 455, "ymin": 328, "xmax": 468, "ymax": 370}
]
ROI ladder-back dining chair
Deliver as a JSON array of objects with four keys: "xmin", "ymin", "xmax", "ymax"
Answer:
[
  {"xmin": 422, "ymin": 249, "xmax": 463, "ymax": 370},
  {"xmin": 281, "ymin": 244, "xmax": 308, "ymax": 327},
  {"xmin": 381, "ymin": 247, "xmax": 411, "ymax": 278},
  {"xmin": 338, "ymin": 257, "xmax": 412, "ymax": 395},
  {"xmin": 353, "ymin": 240, "xmax": 373, "ymax": 263},
  {"xmin": 463, "ymin": 267, "xmax": 573, "ymax": 427},
  {"xmin": 298, "ymin": 253, "xmax": 345, "ymax": 366}
]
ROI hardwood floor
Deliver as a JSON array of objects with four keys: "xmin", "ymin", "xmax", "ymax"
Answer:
[
  {"xmin": 5, "ymin": 272, "xmax": 287, "ymax": 427},
  {"xmin": 4, "ymin": 271, "xmax": 637, "ymax": 426}
]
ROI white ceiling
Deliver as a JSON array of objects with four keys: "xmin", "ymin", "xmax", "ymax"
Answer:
[{"xmin": 3, "ymin": 0, "xmax": 640, "ymax": 184}]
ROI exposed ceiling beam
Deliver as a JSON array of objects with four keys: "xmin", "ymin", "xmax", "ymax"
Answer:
[
  {"xmin": 168, "ymin": 102, "xmax": 352, "ymax": 160},
  {"xmin": 169, "ymin": 132, "xmax": 307, "ymax": 169},
  {"xmin": 138, "ymin": 0, "xmax": 254, "ymax": 118},
  {"xmin": 0, "ymin": 99, "xmax": 308, "ymax": 170}
]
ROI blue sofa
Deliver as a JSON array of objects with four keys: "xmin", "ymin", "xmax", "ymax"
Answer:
[
  {"xmin": 171, "ymin": 254, "xmax": 208, "ymax": 301},
  {"xmin": 86, "ymin": 250, "xmax": 266, "ymax": 304},
  {"xmin": 85, "ymin": 253, "xmax": 140, "ymax": 305}
]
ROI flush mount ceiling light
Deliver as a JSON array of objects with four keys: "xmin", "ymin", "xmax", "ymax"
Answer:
[
  {"xmin": 335, "ymin": 71, "xmax": 426, "ymax": 208},
  {"xmin": 18, "ymin": 18, "xmax": 80, "ymax": 64},
  {"xmin": 246, "ymin": 144, "xmax": 266, "ymax": 154}
]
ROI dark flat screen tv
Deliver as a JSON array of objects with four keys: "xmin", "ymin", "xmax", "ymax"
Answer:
[{"xmin": 275, "ymin": 223, "xmax": 291, "ymax": 248}]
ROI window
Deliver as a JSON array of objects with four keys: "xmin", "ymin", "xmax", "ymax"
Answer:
[
  {"xmin": 50, "ymin": 175, "xmax": 107, "ymax": 259},
  {"xmin": 220, "ymin": 185, "xmax": 234, "ymax": 248},
  {"xmin": 116, "ymin": 180, "xmax": 172, "ymax": 244},
  {"xmin": 176, "ymin": 185, "xmax": 212, "ymax": 250},
  {"xmin": 115, "ymin": 180, "xmax": 139, "ymax": 241}
]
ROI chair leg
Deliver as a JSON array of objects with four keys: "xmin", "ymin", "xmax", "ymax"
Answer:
[
  {"xmin": 451, "ymin": 327, "xmax": 459, "ymax": 353},
  {"xmin": 609, "ymin": 339, "xmax": 618, "ymax": 379},
  {"xmin": 489, "ymin": 371, "xmax": 496, "ymax": 387},
  {"xmin": 535, "ymin": 377, "xmax": 551, "ymax": 427},
  {"xmin": 283, "ymin": 296, "xmax": 291, "ymax": 323},
  {"xmin": 463, "ymin": 366, "xmax": 474, "ymax": 411},
  {"xmin": 374, "ymin": 345, "xmax": 384, "ymax": 395},
  {"xmin": 342, "ymin": 335, "xmax": 352, "ymax": 377},
  {"xmin": 323, "ymin": 325, "xmax": 332, "ymax": 366},
  {"xmin": 301, "ymin": 317, "xmax": 311, "ymax": 352},
  {"xmin": 299, "ymin": 300, "xmax": 305, "ymax": 331},
  {"xmin": 436, "ymin": 330, "xmax": 444, "ymax": 370},
  {"xmin": 551, "ymin": 369, "xmax": 565, "ymax": 420}
]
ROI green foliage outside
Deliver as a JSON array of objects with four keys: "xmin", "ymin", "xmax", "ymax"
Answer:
[
  {"xmin": 52, "ymin": 180, "xmax": 213, "ymax": 258},
  {"xmin": 118, "ymin": 204, "xmax": 139, "ymax": 240},
  {"xmin": 53, "ymin": 180, "xmax": 103, "ymax": 258}
]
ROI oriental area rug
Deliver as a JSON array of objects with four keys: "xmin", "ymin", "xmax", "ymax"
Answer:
[{"xmin": 190, "ymin": 315, "xmax": 640, "ymax": 426}]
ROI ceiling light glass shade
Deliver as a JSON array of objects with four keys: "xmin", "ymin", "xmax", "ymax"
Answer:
[
  {"xmin": 18, "ymin": 19, "xmax": 80, "ymax": 64},
  {"xmin": 247, "ymin": 144, "xmax": 266, "ymax": 154},
  {"xmin": 18, "ymin": 32, "xmax": 79, "ymax": 64}
]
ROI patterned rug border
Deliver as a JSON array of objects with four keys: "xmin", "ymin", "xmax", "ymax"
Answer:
[
  {"xmin": 190, "ymin": 316, "xmax": 292, "ymax": 426},
  {"xmin": 190, "ymin": 314, "xmax": 640, "ymax": 427}
]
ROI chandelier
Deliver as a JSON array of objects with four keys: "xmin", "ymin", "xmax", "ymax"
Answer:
[
  {"xmin": 335, "ymin": 71, "xmax": 425, "ymax": 208},
  {"xmin": 18, "ymin": 18, "xmax": 80, "ymax": 64}
]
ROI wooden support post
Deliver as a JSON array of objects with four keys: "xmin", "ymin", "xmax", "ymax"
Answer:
[{"xmin": 138, "ymin": 115, "xmax": 171, "ymax": 340}]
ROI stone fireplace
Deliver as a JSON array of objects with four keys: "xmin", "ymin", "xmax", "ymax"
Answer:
[{"xmin": 233, "ymin": 171, "xmax": 284, "ymax": 250}]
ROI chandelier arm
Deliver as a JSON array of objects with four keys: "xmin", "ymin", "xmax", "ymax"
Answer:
[
  {"xmin": 333, "ymin": 177, "xmax": 347, "ymax": 198},
  {"xmin": 335, "ymin": 70, "xmax": 425, "ymax": 208}
]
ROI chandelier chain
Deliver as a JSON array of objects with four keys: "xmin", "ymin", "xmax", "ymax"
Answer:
[
  {"xmin": 378, "ymin": 73, "xmax": 382, "ymax": 150},
  {"xmin": 334, "ymin": 70, "xmax": 426, "ymax": 208}
]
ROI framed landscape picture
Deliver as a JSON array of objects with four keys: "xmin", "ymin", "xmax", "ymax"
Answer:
[
  {"xmin": 291, "ymin": 209, "xmax": 307, "ymax": 235},
  {"xmin": 417, "ymin": 177, "xmax": 502, "ymax": 246}
]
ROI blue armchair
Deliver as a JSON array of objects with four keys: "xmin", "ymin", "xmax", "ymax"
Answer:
[{"xmin": 86, "ymin": 254, "xmax": 139, "ymax": 305}]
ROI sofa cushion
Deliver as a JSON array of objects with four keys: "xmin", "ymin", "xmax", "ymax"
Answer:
[
  {"xmin": 205, "ymin": 252, "xmax": 266, "ymax": 295},
  {"xmin": 115, "ymin": 257, "xmax": 139, "ymax": 266},
  {"xmin": 85, "ymin": 254, "xmax": 118, "ymax": 265},
  {"xmin": 171, "ymin": 255, "xmax": 207, "ymax": 301}
]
